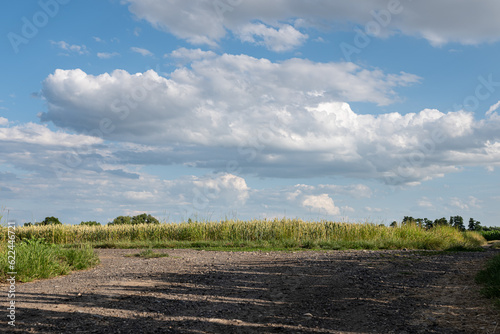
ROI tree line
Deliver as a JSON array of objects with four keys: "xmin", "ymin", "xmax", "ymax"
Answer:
[
  {"xmin": 390, "ymin": 215, "xmax": 484, "ymax": 231},
  {"xmin": 23, "ymin": 213, "xmax": 159, "ymax": 227}
]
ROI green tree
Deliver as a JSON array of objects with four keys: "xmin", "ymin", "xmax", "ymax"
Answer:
[
  {"xmin": 402, "ymin": 216, "xmax": 415, "ymax": 225},
  {"xmin": 131, "ymin": 213, "xmax": 159, "ymax": 225},
  {"xmin": 424, "ymin": 218, "xmax": 433, "ymax": 229},
  {"xmin": 36, "ymin": 216, "xmax": 62, "ymax": 226},
  {"xmin": 450, "ymin": 216, "xmax": 465, "ymax": 231},
  {"xmin": 434, "ymin": 217, "xmax": 448, "ymax": 226},
  {"xmin": 109, "ymin": 214, "xmax": 159, "ymax": 225},
  {"xmin": 468, "ymin": 218, "xmax": 482, "ymax": 231},
  {"xmin": 109, "ymin": 216, "xmax": 131, "ymax": 225},
  {"xmin": 80, "ymin": 221, "xmax": 101, "ymax": 226}
]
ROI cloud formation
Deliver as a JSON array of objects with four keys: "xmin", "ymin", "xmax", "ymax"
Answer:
[
  {"xmin": 123, "ymin": 0, "xmax": 500, "ymax": 49},
  {"xmin": 37, "ymin": 51, "xmax": 500, "ymax": 185}
]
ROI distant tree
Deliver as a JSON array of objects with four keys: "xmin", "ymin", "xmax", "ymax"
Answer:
[
  {"xmin": 131, "ymin": 213, "xmax": 159, "ymax": 225},
  {"xmin": 434, "ymin": 217, "xmax": 448, "ymax": 226},
  {"xmin": 424, "ymin": 218, "xmax": 434, "ymax": 229},
  {"xmin": 109, "ymin": 216, "xmax": 131, "ymax": 225},
  {"xmin": 36, "ymin": 216, "xmax": 62, "ymax": 226},
  {"xmin": 390, "ymin": 221, "xmax": 398, "ymax": 227},
  {"xmin": 450, "ymin": 216, "xmax": 465, "ymax": 231},
  {"xmin": 468, "ymin": 218, "xmax": 482, "ymax": 231},
  {"xmin": 402, "ymin": 216, "xmax": 415, "ymax": 225},
  {"xmin": 80, "ymin": 221, "xmax": 101, "ymax": 226},
  {"xmin": 24, "ymin": 222, "xmax": 33, "ymax": 227},
  {"xmin": 109, "ymin": 214, "xmax": 159, "ymax": 225}
]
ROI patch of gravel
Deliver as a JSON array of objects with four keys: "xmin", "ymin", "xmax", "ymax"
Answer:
[{"xmin": 1, "ymin": 248, "xmax": 499, "ymax": 333}]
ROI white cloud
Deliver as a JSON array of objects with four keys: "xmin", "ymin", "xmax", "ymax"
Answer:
[
  {"xmin": 191, "ymin": 173, "xmax": 250, "ymax": 205},
  {"xmin": 97, "ymin": 52, "xmax": 120, "ymax": 59},
  {"xmin": 130, "ymin": 47, "xmax": 154, "ymax": 57},
  {"xmin": 0, "ymin": 122, "xmax": 102, "ymax": 147},
  {"xmin": 123, "ymin": 0, "xmax": 500, "ymax": 49},
  {"xmin": 449, "ymin": 196, "xmax": 482, "ymax": 210},
  {"xmin": 302, "ymin": 194, "xmax": 340, "ymax": 216},
  {"xmin": 0, "ymin": 117, "xmax": 8, "ymax": 126},
  {"xmin": 167, "ymin": 47, "xmax": 216, "ymax": 61},
  {"xmin": 487, "ymin": 100, "xmax": 500, "ymax": 116},
  {"xmin": 364, "ymin": 207, "xmax": 382, "ymax": 213},
  {"xmin": 51, "ymin": 40, "xmax": 89, "ymax": 55},
  {"xmin": 236, "ymin": 22, "xmax": 308, "ymax": 52},
  {"xmin": 124, "ymin": 191, "xmax": 155, "ymax": 201},
  {"xmin": 93, "ymin": 36, "xmax": 105, "ymax": 43},
  {"xmin": 418, "ymin": 198, "xmax": 434, "ymax": 208},
  {"xmin": 38, "ymin": 53, "xmax": 500, "ymax": 185}
]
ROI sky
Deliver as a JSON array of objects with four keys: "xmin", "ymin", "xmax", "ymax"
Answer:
[{"xmin": 1, "ymin": 0, "xmax": 500, "ymax": 226}]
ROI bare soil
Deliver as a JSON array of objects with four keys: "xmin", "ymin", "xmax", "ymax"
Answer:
[{"xmin": 2, "ymin": 248, "xmax": 499, "ymax": 334}]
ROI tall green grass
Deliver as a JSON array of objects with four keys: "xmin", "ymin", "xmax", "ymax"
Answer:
[
  {"xmin": 0, "ymin": 238, "xmax": 100, "ymax": 282},
  {"xmin": 476, "ymin": 254, "xmax": 500, "ymax": 307},
  {"xmin": 0, "ymin": 219, "xmax": 486, "ymax": 251}
]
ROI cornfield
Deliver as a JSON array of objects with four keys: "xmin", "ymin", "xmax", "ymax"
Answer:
[{"xmin": 0, "ymin": 219, "xmax": 486, "ymax": 250}]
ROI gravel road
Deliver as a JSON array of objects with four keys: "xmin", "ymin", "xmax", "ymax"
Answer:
[{"xmin": 2, "ymin": 248, "xmax": 499, "ymax": 334}]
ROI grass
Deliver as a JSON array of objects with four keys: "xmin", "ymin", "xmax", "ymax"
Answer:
[
  {"xmin": 476, "ymin": 254, "xmax": 500, "ymax": 307},
  {"xmin": 0, "ymin": 219, "xmax": 486, "ymax": 251},
  {"xmin": 0, "ymin": 238, "xmax": 100, "ymax": 283}
]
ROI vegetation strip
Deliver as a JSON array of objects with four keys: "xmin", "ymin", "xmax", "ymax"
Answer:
[
  {"xmin": 476, "ymin": 253, "xmax": 500, "ymax": 308},
  {"xmin": 0, "ymin": 238, "xmax": 100, "ymax": 283},
  {"xmin": 1, "ymin": 219, "xmax": 486, "ymax": 252}
]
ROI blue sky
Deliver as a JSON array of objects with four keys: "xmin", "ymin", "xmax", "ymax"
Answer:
[{"xmin": 1, "ymin": 0, "xmax": 500, "ymax": 226}]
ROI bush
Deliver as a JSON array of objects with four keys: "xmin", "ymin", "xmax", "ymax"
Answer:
[{"xmin": 480, "ymin": 230, "xmax": 500, "ymax": 241}]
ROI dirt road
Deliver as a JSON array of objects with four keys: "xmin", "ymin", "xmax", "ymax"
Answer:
[{"xmin": 2, "ymin": 249, "xmax": 499, "ymax": 333}]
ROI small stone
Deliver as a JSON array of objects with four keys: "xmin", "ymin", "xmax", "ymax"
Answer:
[{"xmin": 303, "ymin": 313, "xmax": 313, "ymax": 317}]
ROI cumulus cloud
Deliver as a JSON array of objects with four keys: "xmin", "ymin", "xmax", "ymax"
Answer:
[
  {"xmin": 38, "ymin": 52, "xmax": 500, "ymax": 185},
  {"xmin": 123, "ymin": 0, "xmax": 500, "ymax": 49},
  {"xmin": 302, "ymin": 194, "xmax": 340, "ymax": 216},
  {"xmin": 0, "ymin": 117, "xmax": 8, "ymax": 126},
  {"xmin": 39, "ymin": 53, "xmax": 420, "ymax": 141}
]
